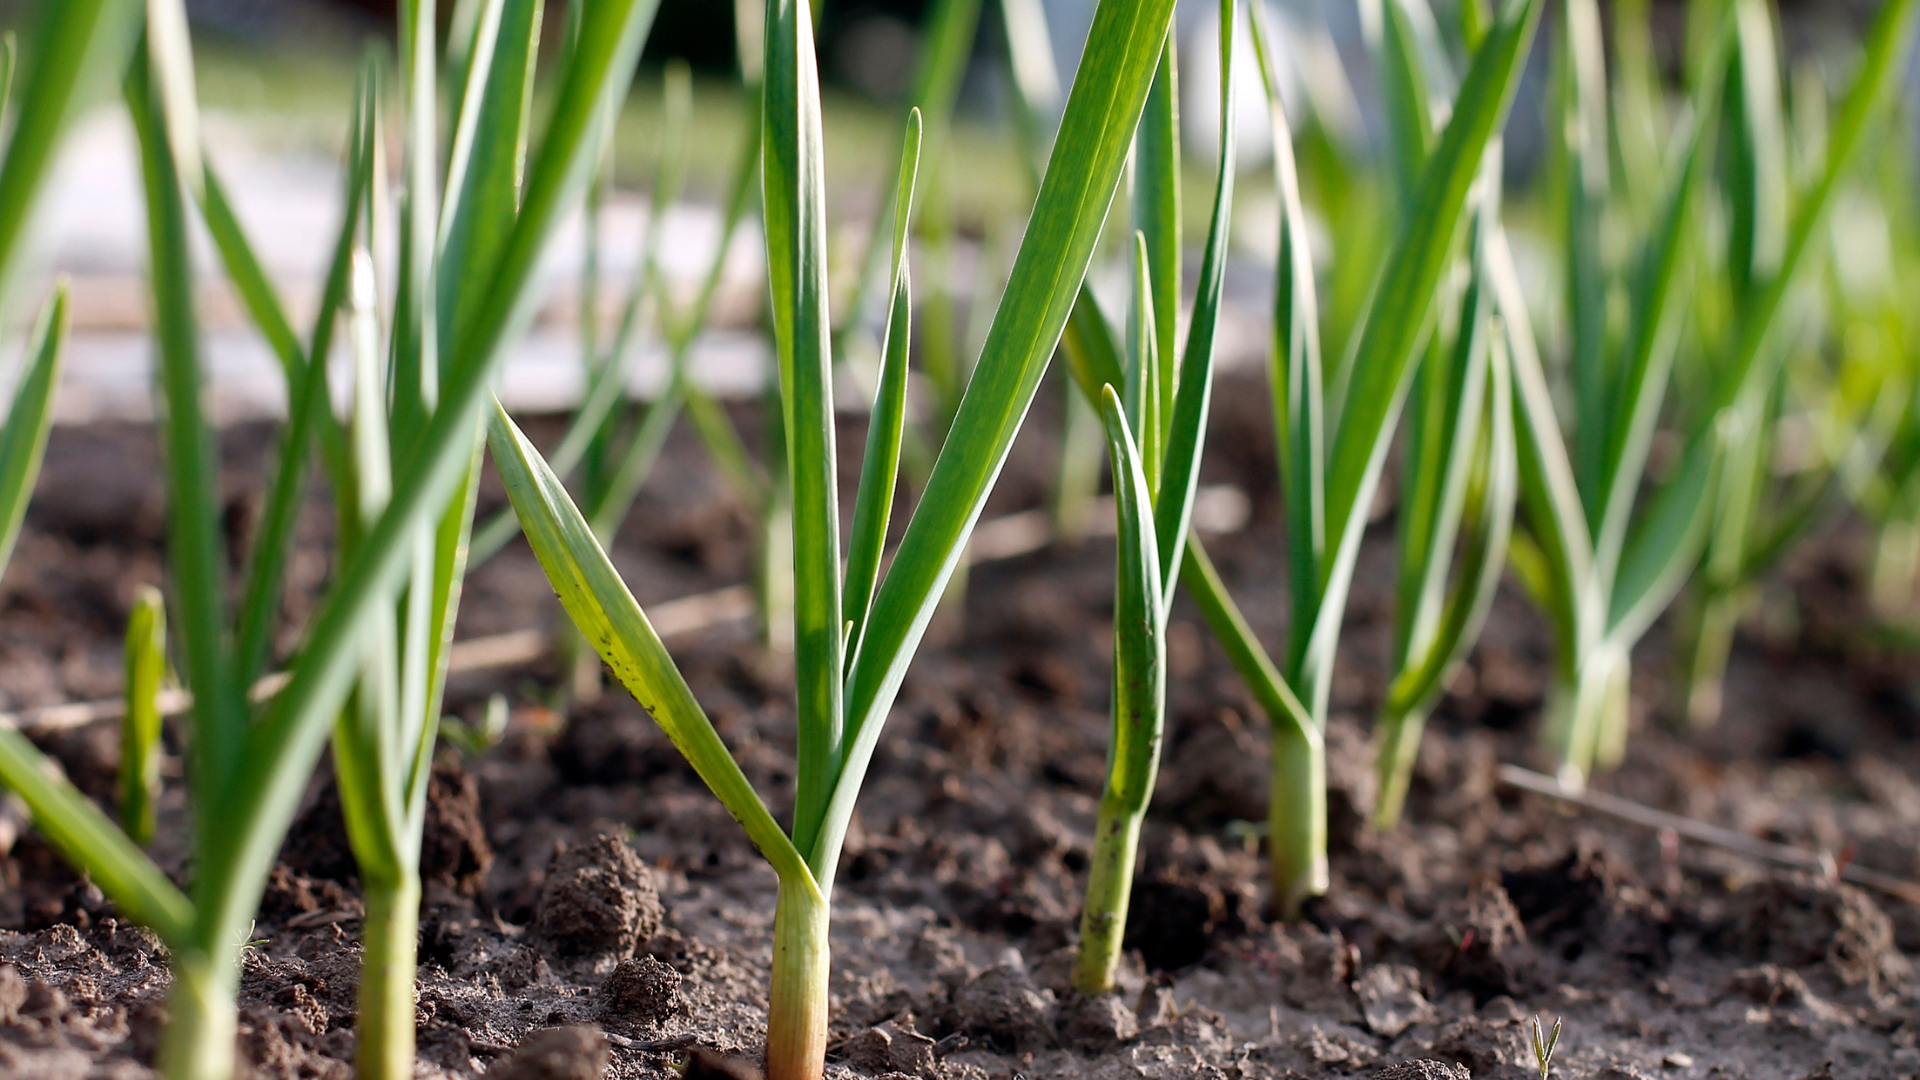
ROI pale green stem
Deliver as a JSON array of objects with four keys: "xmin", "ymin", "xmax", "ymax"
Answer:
[
  {"xmin": 1370, "ymin": 702, "xmax": 1427, "ymax": 831},
  {"xmin": 159, "ymin": 950, "xmax": 237, "ymax": 1080},
  {"xmin": 1682, "ymin": 588, "xmax": 1742, "ymax": 729},
  {"xmin": 1269, "ymin": 717, "xmax": 1327, "ymax": 917},
  {"xmin": 1591, "ymin": 651, "xmax": 1632, "ymax": 772},
  {"xmin": 1071, "ymin": 798, "xmax": 1144, "ymax": 994},
  {"xmin": 765, "ymin": 877, "xmax": 829, "ymax": 1080},
  {"xmin": 356, "ymin": 875, "xmax": 421, "ymax": 1080},
  {"xmin": 1870, "ymin": 517, "xmax": 1920, "ymax": 618},
  {"xmin": 1546, "ymin": 645, "xmax": 1628, "ymax": 788}
]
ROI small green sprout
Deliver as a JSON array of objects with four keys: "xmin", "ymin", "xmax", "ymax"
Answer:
[
  {"xmin": 440, "ymin": 694, "xmax": 510, "ymax": 759},
  {"xmin": 1531, "ymin": 1015, "xmax": 1562, "ymax": 1080}
]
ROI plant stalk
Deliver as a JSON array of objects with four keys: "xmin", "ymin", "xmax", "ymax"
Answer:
[
  {"xmin": 356, "ymin": 874, "xmax": 421, "ymax": 1080},
  {"xmin": 158, "ymin": 949, "xmax": 237, "ymax": 1080},
  {"xmin": 1545, "ymin": 644, "xmax": 1629, "ymax": 787},
  {"xmin": 1681, "ymin": 588, "xmax": 1742, "ymax": 729},
  {"xmin": 1071, "ymin": 797, "xmax": 1145, "ymax": 994},
  {"xmin": 1871, "ymin": 516, "xmax": 1920, "ymax": 618},
  {"xmin": 765, "ymin": 876, "xmax": 830, "ymax": 1080},
  {"xmin": 1269, "ymin": 716, "xmax": 1327, "ymax": 917},
  {"xmin": 1371, "ymin": 703, "xmax": 1427, "ymax": 831}
]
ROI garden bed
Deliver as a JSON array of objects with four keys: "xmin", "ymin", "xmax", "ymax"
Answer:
[{"xmin": 2, "ymin": 372, "xmax": 1917, "ymax": 1080}]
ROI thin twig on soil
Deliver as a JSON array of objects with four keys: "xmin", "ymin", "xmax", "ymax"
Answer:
[{"xmin": 1498, "ymin": 764, "xmax": 1920, "ymax": 905}]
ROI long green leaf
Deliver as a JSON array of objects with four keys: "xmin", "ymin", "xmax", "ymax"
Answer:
[
  {"xmin": 128, "ymin": 47, "xmax": 247, "ymax": 828},
  {"xmin": 1098, "ymin": 382, "xmax": 1165, "ymax": 813},
  {"xmin": 0, "ymin": 0, "xmax": 142, "ymax": 287},
  {"xmin": 199, "ymin": 0, "xmax": 660, "ymax": 944},
  {"xmin": 487, "ymin": 402, "xmax": 816, "ymax": 889},
  {"xmin": 233, "ymin": 75, "xmax": 376, "ymax": 684},
  {"xmin": 1488, "ymin": 229, "xmax": 1589, "ymax": 661},
  {"xmin": 1589, "ymin": 22, "xmax": 1730, "ymax": 586},
  {"xmin": 119, "ymin": 587, "xmax": 167, "ymax": 847},
  {"xmin": 1124, "ymin": 232, "xmax": 1159, "ymax": 480},
  {"xmin": 1561, "ymin": 0, "xmax": 1611, "ymax": 513},
  {"xmin": 1307, "ymin": 0, "xmax": 1543, "ymax": 704},
  {"xmin": 1249, "ymin": 1, "xmax": 1327, "ymax": 673},
  {"xmin": 0, "ymin": 286, "xmax": 67, "ymax": 572},
  {"xmin": 764, "ymin": 0, "xmax": 844, "ymax": 862},
  {"xmin": 0, "ymin": 728, "xmax": 194, "ymax": 946},
  {"xmin": 1134, "ymin": 37, "xmax": 1179, "ymax": 429},
  {"xmin": 830, "ymin": 0, "xmax": 1182, "ymax": 889},
  {"xmin": 844, "ymin": 111, "xmax": 923, "ymax": 666},
  {"xmin": 437, "ymin": 0, "xmax": 544, "ymax": 336},
  {"xmin": 1153, "ymin": 0, "xmax": 1236, "ymax": 592}
]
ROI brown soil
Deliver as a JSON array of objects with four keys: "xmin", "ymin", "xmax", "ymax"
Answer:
[{"xmin": 2, "ymin": 373, "xmax": 1918, "ymax": 1080}]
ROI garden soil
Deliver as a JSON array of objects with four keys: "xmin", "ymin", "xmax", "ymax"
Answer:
[{"xmin": 2, "ymin": 373, "xmax": 1918, "ymax": 1079}]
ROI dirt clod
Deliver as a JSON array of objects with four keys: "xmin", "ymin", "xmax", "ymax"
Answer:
[
  {"xmin": 1726, "ymin": 873, "xmax": 1907, "ymax": 989},
  {"xmin": 944, "ymin": 962, "xmax": 1054, "ymax": 1053},
  {"xmin": 1374, "ymin": 1061, "xmax": 1471, "ymax": 1080},
  {"xmin": 0, "ymin": 964, "xmax": 24, "ymax": 1023},
  {"xmin": 1060, "ymin": 991, "xmax": 1138, "ymax": 1051},
  {"xmin": 420, "ymin": 760, "xmax": 493, "ymax": 895},
  {"xmin": 845, "ymin": 1015, "xmax": 938, "ymax": 1075},
  {"xmin": 531, "ymin": 833, "xmax": 662, "ymax": 959},
  {"xmin": 599, "ymin": 955, "xmax": 683, "ymax": 1026},
  {"xmin": 1354, "ymin": 963, "xmax": 1433, "ymax": 1037},
  {"xmin": 490, "ymin": 1026, "xmax": 609, "ymax": 1080}
]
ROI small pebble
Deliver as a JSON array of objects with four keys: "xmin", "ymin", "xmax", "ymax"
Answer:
[{"xmin": 1663, "ymin": 1051, "xmax": 1696, "ymax": 1069}]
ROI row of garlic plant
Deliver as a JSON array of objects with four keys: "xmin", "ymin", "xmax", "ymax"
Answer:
[
  {"xmin": 0, "ymin": 0, "xmax": 661, "ymax": 1077},
  {"xmin": 7, "ymin": 2, "xmax": 1920, "ymax": 1079},
  {"xmin": 488, "ymin": 1, "xmax": 1189, "ymax": 1079}
]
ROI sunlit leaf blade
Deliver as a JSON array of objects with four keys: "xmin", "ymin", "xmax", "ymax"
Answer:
[
  {"xmin": 1060, "ymin": 283, "xmax": 1124, "ymax": 406},
  {"xmin": 1098, "ymin": 381, "xmax": 1165, "ymax": 810},
  {"xmin": 390, "ymin": 0, "xmax": 441, "ymax": 432},
  {"xmin": 1607, "ymin": 430, "xmax": 1718, "ymax": 643},
  {"xmin": 438, "ymin": 0, "xmax": 543, "ymax": 335},
  {"xmin": 201, "ymin": 0, "xmax": 660, "ymax": 942},
  {"xmin": 1488, "ymin": 230, "xmax": 1589, "ymax": 652},
  {"xmin": 0, "ymin": 286, "xmax": 67, "ymax": 573},
  {"xmin": 127, "ymin": 47, "xmax": 247, "ymax": 819},
  {"xmin": 0, "ymin": 35, "xmax": 15, "ymax": 119},
  {"xmin": 763, "ymin": 0, "xmax": 844, "ymax": 862},
  {"xmin": 119, "ymin": 587, "xmax": 167, "ymax": 846},
  {"xmin": 1154, "ymin": 0, "xmax": 1236, "ymax": 591},
  {"xmin": 831, "ymin": 0, "xmax": 1182, "ymax": 887},
  {"xmin": 1389, "ymin": 317, "xmax": 1516, "ymax": 713},
  {"xmin": 1248, "ymin": 0, "xmax": 1326, "ymax": 672},
  {"xmin": 1394, "ymin": 235, "xmax": 1493, "ymax": 677},
  {"xmin": 0, "ymin": 728, "xmax": 194, "ymax": 946},
  {"xmin": 1603, "ymin": 0, "xmax": 1914, "ymax": 644},
  {"xmin": 485, "ymin": 402, "xmax": 815, "ymax": 889},
  {"xmin": 1706, "ymin": 0, "xmax": 1918, "ymax": 424},
  {"xmin": 1561, "ymin": 0, "xmax": 1610, "ymax": 514},
  {"xmin": 1133, "ymin": 38, "xmax": 1179, "ymax": 427},
  {"xmin": 1377, "ymin": 0, "xmax": 1443, "ymax": 195},
  {"xmin": 0, "ymin": 0, "xmax": 142, "ymax": 285},
  {"xmin": 1305, "ymin": 0, "xmax": 1542, "ymax": 711},
  {"xmin": 845, "ymin": 111, "xmax": 923, "ymax": 665},
  {"xmin": 233, "ymin": 78, "xmax": 376, "ymax": 684},
  {"xmin": 1590, "ymin": 25, "xmax": 1729, "ymax": 581},
  {"xmin": 1124, "ymin": 233, "xmax": 1159, "ymax": 482},
  {"xmin": 1723, "ymin": 0, "xmax": 1788, "ymax": 307}
]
